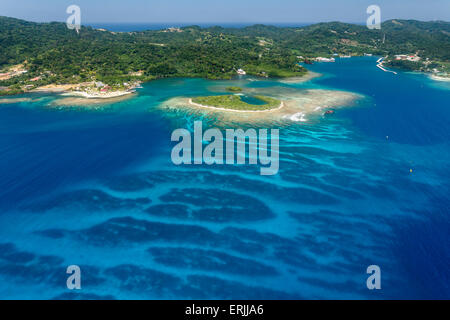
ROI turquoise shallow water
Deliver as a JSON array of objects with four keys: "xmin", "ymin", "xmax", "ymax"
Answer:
[{"xmin": 0, "ymin": 57, "xmax": 449, "ymax": 299}]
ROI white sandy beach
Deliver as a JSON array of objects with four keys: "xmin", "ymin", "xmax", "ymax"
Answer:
[
  {"xmin": 429, "ymin": 74, "xmax": 450, "ymax": 82},
  {"xmin": 62, "ymin": 90, "xmax": 133, "ymax": 99}
]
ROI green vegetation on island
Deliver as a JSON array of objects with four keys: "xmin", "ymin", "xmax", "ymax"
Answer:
[
  {"xmin": 0, "ymin": 17, "xmax": 449, "ymax": 96},
  {"xmin": 191, "ymin": 95, "xmax": 281, "ymax": 111},
  {"xmin": 0, "ymin": 88, "xmax": 24, "ymax": 96},
  {"xmin": 384, "ymin": 58, "xmax": 450, "ymax": 73}
]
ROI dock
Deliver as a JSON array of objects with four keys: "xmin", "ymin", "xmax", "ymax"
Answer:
[{"xmin": 376, "ymin": 57, "xmax": 397, "ymax": 75}]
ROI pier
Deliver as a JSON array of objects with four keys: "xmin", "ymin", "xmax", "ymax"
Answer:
[{"xmin": 376, "ymin": 57, "xmax": 398, "ymax": 74}]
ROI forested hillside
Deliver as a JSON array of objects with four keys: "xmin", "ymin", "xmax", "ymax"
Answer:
[{"xmin": 0, "ymin": 16, "xmax": 449, "ymax": 93}]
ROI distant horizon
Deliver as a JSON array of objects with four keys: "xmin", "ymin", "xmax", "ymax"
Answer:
[{"xmin": 3, "ymin": 15, "xmax": 450, "ymax": 25}]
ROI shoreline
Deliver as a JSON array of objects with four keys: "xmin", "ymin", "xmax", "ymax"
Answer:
[
  {"xmin": 30, "ymin": 84, "xmax": 84, "ymax": 93},
  {"xmin": 188, "ymin": 98, "xmax": 284, "ymax": 113},
  {"xmin": 0, "ymin": 71, "xmax": 317, "ymax": 98},
  {"xmin": 16, "ymin": 83, "xmax": 137, "ymax": 100},
  {"xmin": 429, "ymin": 74, "xmax": 450, "ymax": 82},
  {"xmin": 61, "ymin": 90, "xmax": 134, "ymax": 99}
]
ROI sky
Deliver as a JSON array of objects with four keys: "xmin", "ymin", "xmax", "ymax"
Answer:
[{"xmin": 1, "ymin": 0, "xmax": 449, "ymax": 24}]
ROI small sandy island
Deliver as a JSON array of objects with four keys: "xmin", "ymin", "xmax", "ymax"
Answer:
[{"xmin": 160, "ymin": 88, "xmax": 360, "ymax": 124}]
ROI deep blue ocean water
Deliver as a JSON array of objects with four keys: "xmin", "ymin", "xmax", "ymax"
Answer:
[{"xmin": 0, "ymin": 57, "xmax": 449, "ymax": 299}]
